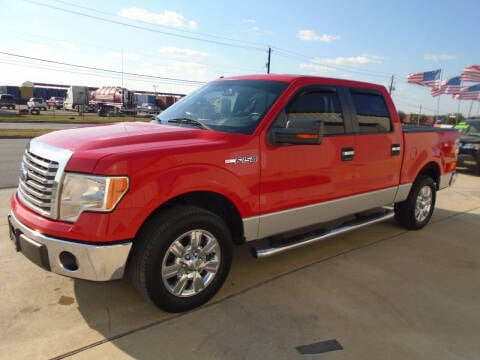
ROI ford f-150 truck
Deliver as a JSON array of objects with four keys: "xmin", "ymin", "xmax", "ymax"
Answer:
[{"xmin": 8, "ymin": 75, "xmax": 459, "ymax": 312}]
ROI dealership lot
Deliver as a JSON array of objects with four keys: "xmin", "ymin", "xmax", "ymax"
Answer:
[{"xmin": 0, "ymin": 171, "xmax": 479, "ymax": 359}]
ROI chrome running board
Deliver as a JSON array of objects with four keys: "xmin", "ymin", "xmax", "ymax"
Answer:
[{"xmin": 252, "ymin": 210, "xmax": 394, "ymax": 258}]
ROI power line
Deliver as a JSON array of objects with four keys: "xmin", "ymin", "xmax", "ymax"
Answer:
[
  {"xmin": 22, "ymin": 0, "xmax": 267, "ymax": 52},
  {"xmin": 0, "ymin": 51, "xmax": 207, "ymax": 86},
  {"xmin": 0, "ymin": 28, "xmax": 263, "ymax": 76},
  {"xmin": 50, "ymin": 0, "xmax": 270, "ymax": 50},
  {"xmin": 21, "ymin": 0, "xmax": 405, "ymax": 81}
]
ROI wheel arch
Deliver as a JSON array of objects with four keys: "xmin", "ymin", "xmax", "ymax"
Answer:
[
  {"xmin": 135, "ymin": 191, "xmax": 245, "ymax": 246},
  {"xmin": 417, "ymin": 161, "xmax": 441, "ymax": 189}
]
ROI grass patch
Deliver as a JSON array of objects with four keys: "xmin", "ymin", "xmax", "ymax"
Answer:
[
  {"xmin": 0, "ymin": 113, "xmax": 152, "ymax": 124},
  {"xmin": 0, "ymin": 129, "xmax": 53, "ymax": 138}
]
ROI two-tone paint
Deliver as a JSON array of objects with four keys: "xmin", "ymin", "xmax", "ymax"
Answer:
[{"xmin": 9, "ymin": 74, "xmax": 458, "ymax": 281}]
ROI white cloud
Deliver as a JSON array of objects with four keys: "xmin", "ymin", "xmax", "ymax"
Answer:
[
  {"xmin": 299, "ymin": 63, "xmax": 333, "ymax": 73},
  {"xmin": 311, "ymin": 55, "xmax": 383, "ymax": 65},
  {"xmin": 118, "ymin": 7, "xmax": 197, "ymax": 30},
  {"xmin": 159, "ymin": 47, "xmax": 211, "ymax": 58},
  {"xmin": 297, "ymin": 30, "xmax": 340, "ymax": 42},
  {"xmin": 242, "ymin": 19, "xmax": 256, "ymax": 24},
  {"xmin": 424, "ymin": 54, "xmax": 457, "ymax": 62}
]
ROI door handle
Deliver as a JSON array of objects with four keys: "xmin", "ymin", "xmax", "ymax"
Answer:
[
  {"xmin": 391, "ymin": 144, "xmax": 401, "ymax": 156},
  {"xmin": 341, "ymin": 147, "xmax": 355, "ymax": 161}
]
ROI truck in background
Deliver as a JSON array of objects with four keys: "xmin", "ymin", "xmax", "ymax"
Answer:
[
  {"xmin": 0, "ymin": 94, "xmax": 16, "ymax": 109},
  {"xmin": 89, "ymin": 86, "xmax": 137, "ymax": 116},
  {"xmin": 0, "ymin": 86, "xmax": 21, "ymax": 103},
  {"xmin": 64, "ymin": 86, "xmax": 91, "ymax": 113},
  {"xmin": 135, "ymin": 93, "xmax": 184, "ymax": 114}
]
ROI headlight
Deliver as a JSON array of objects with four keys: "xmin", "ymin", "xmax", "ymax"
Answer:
[{"xmin": 60, "ymin": 173, "xmax": 129, "ymax": 222}]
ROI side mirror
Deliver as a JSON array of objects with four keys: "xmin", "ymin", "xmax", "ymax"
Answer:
[{"xmin": 270, "ymin": 118, "xmax": 323, "ymax": 145}]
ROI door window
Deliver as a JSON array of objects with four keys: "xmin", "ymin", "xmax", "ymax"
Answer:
[
  {"xmin": 273, "ymin": 90, "xmax": 345, "ymax": 135},
  {"xmin": 350, "ymin": 89, "xmax": 392, "ymax": 133}
]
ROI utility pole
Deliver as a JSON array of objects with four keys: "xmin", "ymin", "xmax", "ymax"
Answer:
[
  {"xmin": 388, "ymin": 75, "xmax": 395, "ymax": 94},
  {"xmin": 266, "ymin": 47, "xmax": 271, "ymax": 74}
]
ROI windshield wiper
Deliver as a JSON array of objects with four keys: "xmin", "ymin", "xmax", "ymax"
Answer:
[{"xmin": 167, "ymin": 118, "xmax": 211, "ymax": 130}]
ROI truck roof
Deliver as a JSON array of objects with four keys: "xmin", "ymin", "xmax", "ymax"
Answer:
[{"xmin": 216, "ymin": 74, "xmax": 386, "ymax": 91}]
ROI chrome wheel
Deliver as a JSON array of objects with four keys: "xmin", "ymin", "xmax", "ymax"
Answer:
[
  {"xmin": 414, "ymin": 185, "xmax": 432, "ymax": 223},
  {"xmin": 161, "ymin": 229, "xmax": 221, "ymax": 298}
]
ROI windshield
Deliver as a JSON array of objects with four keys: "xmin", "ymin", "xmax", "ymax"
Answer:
[
  {"xmin": 157, "ymin": 79, "xmax": 288, "ymax": 134},
  {"xmin": 455, "ymin": 121, "xmax": 480, "ymax": 136}
]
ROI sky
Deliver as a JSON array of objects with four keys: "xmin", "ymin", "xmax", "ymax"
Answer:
[{"xmin": 1, "ymin": 0, "xmax": 479, "ymax": 116}]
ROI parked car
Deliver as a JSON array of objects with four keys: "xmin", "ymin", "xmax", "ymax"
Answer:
[
  {"xmin": 455, "ymin": 119, "xmax": 480, "ymax": 173},
  {"xmin": 0, "ymin": 94, "xmax": 15, "ymax": 109},
  {"xmin": 46, "ymin": 97, "xmax": 65, "ymax": 110},
  {"xmin": 137, "ymin": 102, "xmax": 161, "ymax": 114},
  {"xmin": 27, "ymin": 97, "xmax": 47, "ymax": 111}
]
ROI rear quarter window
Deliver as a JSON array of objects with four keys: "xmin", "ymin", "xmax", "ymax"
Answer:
[{"xmin": 350, "ymin": 89, "xmax": 392, "ymax": 133}]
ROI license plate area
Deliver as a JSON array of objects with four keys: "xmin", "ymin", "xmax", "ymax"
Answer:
[
  {"xmin": 18, "ymin": 235, "xmax": 51, "ymax": 271},
  {"xmin": 8, "ymin": 217, "xmax": 51, "ymax": 271},
  {"xmin": 8, "ymin": 217, "xmax": 21, "ymax": 251}
]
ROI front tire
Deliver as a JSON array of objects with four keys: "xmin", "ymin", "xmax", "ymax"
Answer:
[
  {"xmin": 394, "ymin": 175, "xmax": 436, "ymax": 230},
  {"xmin": 129, "ymin": 206, "xmax": 233, "ymax": 312}
]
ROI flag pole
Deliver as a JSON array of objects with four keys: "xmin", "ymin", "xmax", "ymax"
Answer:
[
  {"xmin": 468, "ymin": 100, "xmax": 473, "ymax": 118},
  {"xmin": 436, "ymin": 68, "xmax": 442, "ymax": 120},
  {"xmin": 457, "ymin": 100, "xmax": 461, "ymax": 123}
]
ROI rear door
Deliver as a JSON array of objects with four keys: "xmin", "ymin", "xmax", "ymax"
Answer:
[{"xmin": 347, "ymin": 87, "xmax": 403, "ymax": 195}]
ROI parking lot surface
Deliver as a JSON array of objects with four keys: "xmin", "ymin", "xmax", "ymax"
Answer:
[{"xmin": 1, "ymin": 171, "xmax": 479, "ymax": 359}]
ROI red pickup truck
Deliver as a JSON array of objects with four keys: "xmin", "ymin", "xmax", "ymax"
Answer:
[{"xmin": 8, "ymin": 75, "xmax": 459, "ymax": 312}]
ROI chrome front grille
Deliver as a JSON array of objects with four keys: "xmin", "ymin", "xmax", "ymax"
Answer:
[
  {"xmin": 17, "ymin": 139, "xmax": 73, "ymax": 219},
  {"xmin": 18, "ymin": 150, "xmax": 59, "ymax": 217}
]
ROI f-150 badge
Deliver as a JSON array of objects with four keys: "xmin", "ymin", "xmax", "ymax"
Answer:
[{"xmin": 225, "ymin": 156, "xmax": 257, "ymax": 164}]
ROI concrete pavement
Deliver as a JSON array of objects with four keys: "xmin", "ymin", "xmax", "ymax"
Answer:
[{"xmin": 0, "ymin": 171, "xmax": 479, "ymax": 359}]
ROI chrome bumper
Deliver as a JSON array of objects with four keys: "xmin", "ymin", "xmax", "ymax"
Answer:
[{"xmin": 7, "ymin": 211, "xmax": 132, "ymax": 281}]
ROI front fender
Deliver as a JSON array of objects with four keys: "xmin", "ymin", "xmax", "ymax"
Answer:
[{"xmin": 104, "ymin": 161, "xmax": 259, "ymax": 240}]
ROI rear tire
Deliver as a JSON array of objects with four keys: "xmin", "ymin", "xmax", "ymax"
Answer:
[
  {"xmin": 129, "ymin": 206, "xmax": 233, "ymax": 313},
  {"xmin": 394, "ymin": 175, "xmax": 436, "ymax": 230}
]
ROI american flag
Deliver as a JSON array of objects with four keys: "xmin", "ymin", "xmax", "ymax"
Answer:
[
  {"xmin": 452, "ymin": 84, "xmax": 480, "ymax": 100},
  {"xmin": 431, "ymin": 76, "xmax": 462, "ymax": 97},
  {"xmin": 407, "ymin": 69, "xmax": 441, "ymax": 87},
  {"xmin": 431, "ymin": 80, "xmax": 446, "ymax": 97},
  {"xmin": 461, "ymin": 65, "xmax": 480, "ymax": 82}
]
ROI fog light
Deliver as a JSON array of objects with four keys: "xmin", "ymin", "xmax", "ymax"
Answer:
[{"xmin": 59, "ymin": 251, "xmax": 78, "ymax": 271}]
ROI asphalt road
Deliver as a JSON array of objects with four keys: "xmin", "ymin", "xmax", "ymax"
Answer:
[
  {"xmin": 0, "ymin": 127, "xmax": 85, "ymax": 188},
  {"xmin": 0, "ymin": 138, "xmax": 29, "ymax": 188}
]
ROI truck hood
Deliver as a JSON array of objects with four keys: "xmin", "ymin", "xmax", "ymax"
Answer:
[
  {"xmin": 36, "ymin": 122, "xmax": 234, "ymax": 173},
  {"xmin": 37, "ymin": 122, "xmax": 211, "ymax": 152}
]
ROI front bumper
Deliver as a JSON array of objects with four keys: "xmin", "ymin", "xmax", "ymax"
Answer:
[{"xmin": 8, "ymin": 211, "xmax": 132, "ymax": 281}]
